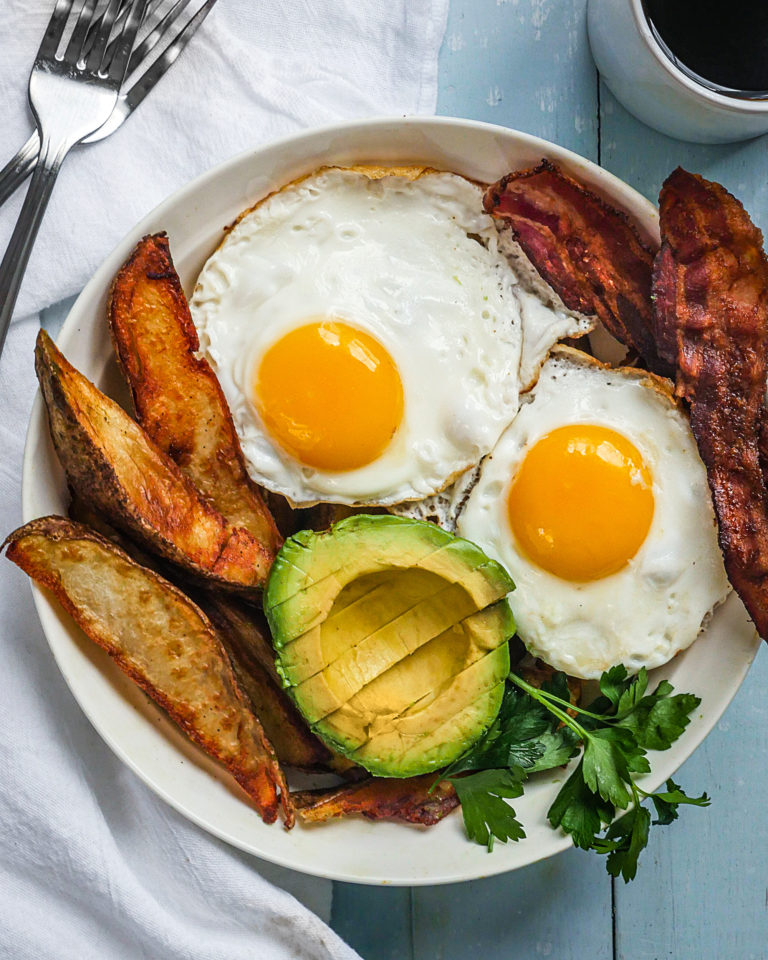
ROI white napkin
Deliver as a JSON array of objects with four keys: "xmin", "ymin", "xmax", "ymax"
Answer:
[
  {"xmin": 0, "ymin": 0, "xmax": 448, "ymax": 955},
  {"xmin": 0, "ymin": 0, "xmax": 448, "ymax": 320}
]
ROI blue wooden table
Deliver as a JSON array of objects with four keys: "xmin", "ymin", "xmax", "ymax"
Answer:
[{"xmin": 330, "ymin": 2, "xmax": 768, "ymax": 956}]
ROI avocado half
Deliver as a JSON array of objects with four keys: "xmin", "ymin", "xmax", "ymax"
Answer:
[{"xmin": 264, "ymin": 514, "xmax": 514, "ymax": 778}]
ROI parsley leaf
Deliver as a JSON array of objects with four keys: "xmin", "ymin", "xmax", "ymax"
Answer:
[
  {"xmin": 593, "ymin": 805, "xmax": 651, "ymax": 882},
  {"xmin": 582, "ymin": 727, "xmax": 633, "ymax": 808},
  {"xmin": 527, "ymin": 727, "xmax": 581, "ymax": 772},
  {"xmin": 446, "ymin": 770, "xmax": 527, "ymax": 850},
  {"xmin": 651, "ymin": 778, "xmax": 711, "ymax": 825},
  {"xmin": 598, "ymin": 663, "xmax": 635, "ymax": 710},
  {"xmin": 508, "ymin": 667, "xmax": 707, "ymax": 881},
  {"xmin": 547, "ymin": 760, "xmax": 613, "ymax": 848},
  {"xmin": 443, "ymin": 666, "xmax": 707, "ymax": 881},
  {"xmin": 442, "ymin": 682, "xmax": 577, "ymax": 778},
  {"xmin": 617, "ymin": 690, "xmax": 701, "ymax": 750}
]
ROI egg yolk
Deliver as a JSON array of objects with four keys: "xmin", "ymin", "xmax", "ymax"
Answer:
[
  {"xmin": 253, "ymin": 320, "xmax": 404, "ymax": 472},
  {"xmin": 506, "ymin": 424, "xmax": 654, "ymax": 582}
]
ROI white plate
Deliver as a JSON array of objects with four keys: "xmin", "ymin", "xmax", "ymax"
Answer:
[{"xmin": 21, "ymin": 116, "xmax": 760, "ymax": 885}]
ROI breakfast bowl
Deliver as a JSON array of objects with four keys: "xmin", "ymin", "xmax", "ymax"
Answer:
[{"xmin": 20, "ymin": 116, "xmax": 760, "ymax": 885}]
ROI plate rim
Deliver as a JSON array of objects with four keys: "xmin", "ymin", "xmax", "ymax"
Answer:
[{"xmin": 20, "ymin": 114, "xmax": 761, "ymax": 885}]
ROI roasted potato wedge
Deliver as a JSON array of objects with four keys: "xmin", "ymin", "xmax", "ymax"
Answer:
[
  {"xmin": 202, "ymin": 595, "xmax": 358, "ymax": 773},
  {"xmin": 68, "ymin": 496, "xmax": 349, "ymax": 774},
  {"xmin": 108, "ymin": 234, "xmax": 281, "ymax": 554},
  {"xmin": 292, "ymin": 774, "xmax": 458, "ymax": 826},
  {"xmin": 4, "ymin": 517, "xmax": 294, "ymax": 825},
  {"xmin": 35, "ymin": 330, "xmax": 271, "ymax": 592}
]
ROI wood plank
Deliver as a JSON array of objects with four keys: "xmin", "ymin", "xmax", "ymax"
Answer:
[
  {"xmin": 437, "ymin": 0, "xmax": 599, "ymax": 159},
  {"xmin": 331, "ymin": 886, "xmax": 413, "ymax": 960},
  {"xmin": 601, "ymin": 84, "xmax": 768, "ymax": 956},
  {"xmin": 599, "ymin": 89, "xmax": 768, "ymax": 236},
  {"xmin": 411, "ymin": 849, "xmax": 613, "ymax": 960},
  {"xmin": 613, "ymin": 646, "xmax": 768, "ymax": 958}
]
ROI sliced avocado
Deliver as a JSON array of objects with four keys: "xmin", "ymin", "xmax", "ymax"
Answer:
[
  {"xmin": 264, "ymin": 514, "xmax": 514, "ymax": 778},
  {"xmin": 276, "ymin": 568, "xmax": 443, "ymax": 683},
  {"xmin": 315, "ymin": 603, "xmax": 513, "ymax": 758},
  {"xmin": 355, "ymin": 657, "xmax": 508, "ymax": 777},
  {"xmin": 268, "ymin": 515, "xmax": 450, "ymax": 609}
]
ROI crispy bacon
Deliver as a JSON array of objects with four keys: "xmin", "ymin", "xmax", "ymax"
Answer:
[
  {"xmin": 654, "ymin": 167, "xmax": 768, "ymax": 639},
  {"xmin": 292, "ymin": 775, "xmax": 458, "ymax": 826},
  {"xmin": 484, "ymin": 160, "xmax": 668, "ymax": 373},
  {"xmin": 759, "ymin": 413, "xmax": 768, "ymax": 492}
]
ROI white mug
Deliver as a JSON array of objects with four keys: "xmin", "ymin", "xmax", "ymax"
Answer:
[{"xmin": 587, "ymin": 0, "xmax": 768, "ymax": 143}]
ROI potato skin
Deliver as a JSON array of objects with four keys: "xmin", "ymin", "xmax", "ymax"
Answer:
[
  {"xmin": 4, "ymin": 516, "xmax": 293, "ymax": 826},
  {"xmin": 108, "ymin": 234, "xmax": 281, "ymax": 553},
  {"xmin": 35, "ymin": 329, "xmax": 271, "ymax": 592}
]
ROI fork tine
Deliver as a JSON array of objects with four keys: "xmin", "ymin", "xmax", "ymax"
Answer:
[
  {"xmin": 36, "ymin": 0, "xmax": 79, "ymax": 60},
  {"xmin": 122, "ymin": 0, "xmax": 217, "ymax": 105},
  {"xmin": 96, "ymin": 0, "xmax": 164, "ymax": 73},
  {"xmin": 103, "ymin": 0, "xmax": 151, "ymax": 83},
  {"xmin": 125, "ymin": 0, "xmax": 190, "ymax": 75},
  {"xmin": 83, "ymin": 0, "xmax": 124, "ymax": 72},
  {"xmin": 62, "ymin": 0, "xmax": 99, "ymax": 65}
]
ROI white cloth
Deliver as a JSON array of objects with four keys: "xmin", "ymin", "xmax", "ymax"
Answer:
[
  {"xmin": 0, "ymin": 0, "xmax": 448, "ymax": 320},
  {"xmin": 0, "ymin": 1, "xmax": 448, "ymax": 955}
]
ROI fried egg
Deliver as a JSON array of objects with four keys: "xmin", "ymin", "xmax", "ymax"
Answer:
[
  {"xmin": 190, "ymin": 166, "xmax": 589, "ymax": 506},
  {"xmin": 457, "ymin": 348, "xmax": 730, "ymax": 678}
]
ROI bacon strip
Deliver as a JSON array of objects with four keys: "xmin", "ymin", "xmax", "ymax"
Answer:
[
  {"xmin": 484, "ymin": 160, "xmax": 667, "ymax": 373},
  {"xmin": 292, "ymin": 775, "xmax": 458, "ymax": 826},
  {"xmin": 654, "ymin": 168, "xmax": 768, "ymax": 639}
]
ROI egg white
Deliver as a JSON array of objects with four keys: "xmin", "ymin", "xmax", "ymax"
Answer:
[
  {"xmin": 190, "ymin": 167, "xmax": 589, "ymax": 507},
  {"xmin": 457, "ymin": 348, "xmax": 730, "ymax": 678}
]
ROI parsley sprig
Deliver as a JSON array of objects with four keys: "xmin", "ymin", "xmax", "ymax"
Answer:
[{"xmin": 440, "ymin": 664, "xmax": 710, "ymax": 881}]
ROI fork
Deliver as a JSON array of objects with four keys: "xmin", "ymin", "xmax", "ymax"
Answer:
[
  {"xmin": 0, "ymin": 0, "xmax": 218, "ymax": 210},
  {"xmin": 0, "ymin": 0, "xmax": 148, "ymax": 357}
]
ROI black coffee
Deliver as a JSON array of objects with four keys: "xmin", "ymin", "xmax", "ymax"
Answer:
[{"xmin": 644, "ymin": 0, "xmax": 768, "ymax": 94}]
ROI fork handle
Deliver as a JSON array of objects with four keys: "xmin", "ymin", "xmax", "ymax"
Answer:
[
  {"xmin": 0, "ymin": 133, "xmax": 41, "ymax": 210},
  {"xmin": 0, "ymin": 139, "xmax": 69, "ymax": 357}
]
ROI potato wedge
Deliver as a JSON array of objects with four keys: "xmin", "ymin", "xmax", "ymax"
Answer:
[
  {"xmin": 108, "ymin": 234, "xmax": 281, "ymax": 553},
  {"xmin": 35, "ymin": 329, "xmax": 271, "ymax": 591},
  {"xmin": 292, "ymin": 774, "xmax": 458, "ymax": 826},
  {"xmin": 4, "ymin": 516, "xmax": 293, "ymax": 826},
  {"xmin": 202, "ymin": 595, "xmax": 357, "ymax": 773},
  {"xmin": 67, "ymin": 496, "xmax": 350, "ymax": 774}
]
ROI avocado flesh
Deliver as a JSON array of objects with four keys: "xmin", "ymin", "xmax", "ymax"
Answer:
[
  {"xmin": 290, "ymin": 579, "xmax": 483, "ymax": 723},
  {"xmin": 269, "ymin": 515, "xmax": 513, "ymax": 646},
  {"xmin": 273, "ymin": 540, "xmax": 512, "ymax": 655},
  {"xmin": 354, "ymin": 677, "xmax": 507, "ymax": 777},
  {"xmin": 276, "ymin": 568, "xmax": 445, "ymax": 684},
  {"xmin": 316, "ymin": 610, "xmax": 511, "ymax": 756},
  {"xmin": 266, "ymin": 515, "xmax": 515, "ymax": 778},
  {"xmin": 297, "ymin": 594, "xmax": 513, "ymax": 728},
  {"xmin": 339, "ymin": 603, "xmax": 513, "ymax": 729}
]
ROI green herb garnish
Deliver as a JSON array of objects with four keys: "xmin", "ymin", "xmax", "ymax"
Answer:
[{"xmin": 440, "ymin": 664, "xmax": 709, "ymax": 881}]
